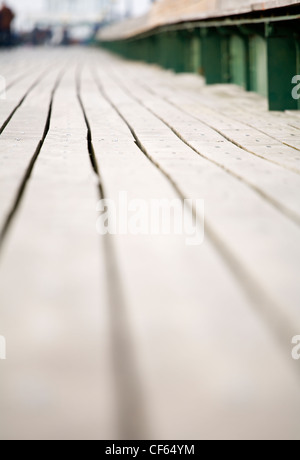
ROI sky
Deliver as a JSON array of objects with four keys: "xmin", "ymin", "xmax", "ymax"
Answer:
[{"xmin": 7, "ymin": 0, "xmax": 152, "ymax": 29}]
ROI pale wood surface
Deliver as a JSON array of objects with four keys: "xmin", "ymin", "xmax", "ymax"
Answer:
[{"xmin": 0, "ymin": 48, "xmax": 300, "ymax": 440}]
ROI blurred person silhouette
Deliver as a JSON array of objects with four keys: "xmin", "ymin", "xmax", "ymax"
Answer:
[
  {"xmin": 61, "ymin": 27, "xmax": 70, "ymax": 46},
  {"xmin": 0, "ymin": 2, "xmax": 15, "ymax": 47}
]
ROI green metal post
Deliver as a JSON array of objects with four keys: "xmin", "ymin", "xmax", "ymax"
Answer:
[
  {"xmin": 162, "ymin": 32, "xmax": 172, "ymax": 69},
  {"xmin": 229, "ymin": 34, "xmax": 250, "ymax": 90},
  {"xmin": 181, "ymin": 29, "xmax": 195, "ymax": 73},
  {"xmin": 249, "ymin": 35, "xmax": 268, "ymax": 97},
  {"xmin": 148, "ymin": 35, "xmax": 157, "ymax": 64},
  {"xmin": 191, "ymin": 32, "xmax": 202, "ymax": 74},
  {"xmin": 266, "ymin": 23, "xmax": 298, "ymax": 111},
  {"xmin": 168, "ymin": 31, "xmax": 185, "ymax": 73},
  {"xmin": 201, "ymin": 28, "xmax": 229, "ymax": 84}
]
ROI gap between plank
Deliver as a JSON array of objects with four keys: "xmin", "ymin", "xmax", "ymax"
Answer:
[
  {"xmin": 133, "ymin": 74, "xmax": 300, "ymax": 176},
  {"xmin": 142, "ymin": 75, "xmax": 300, "ymax": 155},
  {"xmin": 0, "ymin": 65, "xmax": 52, "ymax": 136},
  {"xmin": 1, "ymin": 64, "xmax": 37, "ymax": 96},
  {"xmin": 76, "ymin": 68, "xmax": 149, "ymax": 440},
  {"xmin": 109, "ymin": 70, "xmax": 300, "ymax": 228},
  {"xmin": 0, "ymin": 71, "xmax": 63, "ymax": 253},
  {"xmin": 92, "ymin": 66, "xmax": 298, "ymax": 368}
]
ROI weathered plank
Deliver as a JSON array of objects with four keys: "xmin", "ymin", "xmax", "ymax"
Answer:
[
  {"xmin": 107, "ymin": 59, "xmax": 300, "ymax": 226},
  {"xmin": 0, "ymin": 64, "xmax": 65, "ymax": 241},
  {"xmin": 81, "ymin": 58, "xmax": 300, "ymax": 439},
  {"xmin": 117, "ymin": 60, "xmax": 300, "ymax": 172},
  {"xmin": 0, "ymin": 49, "xmax": 39, "ymax": 88},
  {"xmin": 0, "ymin": 66, "xmax": 117, "ymax": 440},
  {"xmin": 0, "ymin": 51, "xmax": 55, "ymax": 130},
  {"xmin": 93, "ymin": 54, "xmax": 300, "ymax": 338},
  {"xmin": 1, "ymin": 48, "xmax": 300, "ymax": 440}
]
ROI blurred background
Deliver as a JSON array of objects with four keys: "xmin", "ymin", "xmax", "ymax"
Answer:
[{"xmin": 0, "ymin": 0, "xmax": 154, "ymax": 46}]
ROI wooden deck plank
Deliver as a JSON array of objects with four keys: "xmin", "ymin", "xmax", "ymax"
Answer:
[
  {"xmin": 0, "ymin": 50, "xmax": 39, "ymax": 88},
  {"xmin": 106, "ymin": 60, "xmax": 300, "ymax": 226},
  {"xmin": 183, "ymin": 80, "xmax": 300, "ymax": 148},
  {"xmin": 193, "ymin": 90, "xmax": 300, "ymax": 152},
  {"xmin": 93, "ymin": 54, "xmax": 300, "ymax": 336},
  {"xmin": 80, "ymin": 63, "xmax": 300, "ymax": 440},
  {"xmin": 130, "ymin": 64, "xmax": 300, "ymax": 171},
  {"xmin": 0, "ymin": 65, "xmax": 65, "ymax": 240},
  {"xmin": 1, "ymin": 48, "xmax": 300, "ymax": 440},
  {"xmin": 0, "ymin": 51, "xmax": 56, "ymax": 130},
  {"xmin": 164, "ymin": 80, "xmax": 300, "ymax": 166},
  {"xmin": 0, "ymin": 70, "xmax": 45, "ymax": 130},
  {"xmin": 0, "ymin": 65, "xmax": 117, "ymax": 440}
]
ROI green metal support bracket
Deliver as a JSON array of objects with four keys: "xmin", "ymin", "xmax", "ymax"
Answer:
[
  {"xmin": 266, "ymin": 23, "xmax": 298, "ymax": 110},
  {"xmin": 201, "ymin": 28, "xmax": 230, "ymax": 84},
  {"xmin": 229, "ymin": 33, "xmax": 251, "ymax": 90}
]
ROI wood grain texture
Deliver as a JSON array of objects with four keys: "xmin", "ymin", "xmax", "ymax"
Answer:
[{"xmin": 0, "ymin": 48, "xmax": 300, "ymax": 440}]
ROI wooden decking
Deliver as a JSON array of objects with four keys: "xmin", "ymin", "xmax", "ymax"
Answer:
[{"xmin": 0, "ymin": 48, "xmax": 300, "ymax": 440}]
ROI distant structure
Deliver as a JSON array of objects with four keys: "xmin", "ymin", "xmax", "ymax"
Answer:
[
  {"xmin": 41, "ymin": 0, "xmax": 108, "ymax": 26},
  {"xmin": 15, "ymin": 1, "xmax": 151, "ymax": 31}
]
